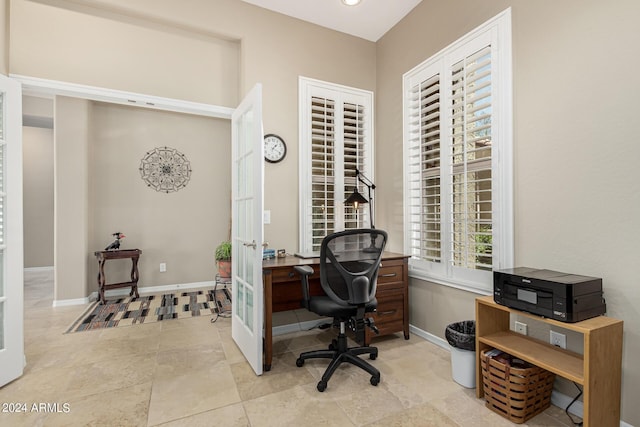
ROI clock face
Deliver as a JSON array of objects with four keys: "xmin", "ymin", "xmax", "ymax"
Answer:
[{"xmin": 264, "ymin": 134, "xmax": 287, "ymax": 163}]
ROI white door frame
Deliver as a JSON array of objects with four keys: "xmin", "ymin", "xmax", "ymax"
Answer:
[
  {"xmin": 11, "ymin": 74, "xmax": 234, "ymax": 119},
  {"xmin": 15, "ymin": 75, "xmax": 267, "ymax": 374}
]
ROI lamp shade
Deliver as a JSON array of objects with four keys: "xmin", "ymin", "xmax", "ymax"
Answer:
[{"xmin": 345, "ymin": 188, "xmax": 369, "ymax": 210}]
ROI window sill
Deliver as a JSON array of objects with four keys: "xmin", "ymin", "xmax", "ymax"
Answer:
[{"xmin": 408, "ymin": 266, "xmax": 492, "ymax": 296}]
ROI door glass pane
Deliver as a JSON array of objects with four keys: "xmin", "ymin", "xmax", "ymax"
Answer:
[
  {"xmin": 244, "ymin": 245, "xmax": 253, "ymax": 287},
  {"xmin": 236, "ymin": 282, "xmax": 244, "ymax": 322},
  {"xmin": 245, "ymin": 152, "xmax": 253, "ymax": 199},
  {"xmin": 0, "ymin": 89, "xmax": 4, "ymax": 354},
  {"xmin": 0, "ymin": 143, "xmax": 4, "ymax": 192},
  {"xmin": 246, "ymin": 287, "xmax": 253, "ymax": 332},
  {"xmin": 246, "ymin": 199, "xmax": 253, "ymax": 254},
  {"xmin": 238, "ymin": 245, "xmax": 244, "ymax": 282},
  {"xmin": 0, "ymin": 91, "xmax": 4, "ymax": 140},
  {"xmin": 0, "ymin": 301, "xmax": 4, "ymax": 349},
  {"xmin": 0, "ymin": 195, "xmax": 4, "ymax": 245},
  {"xmin": 0, "ymin": 142, "xmax": 4, "ymax": 246}
]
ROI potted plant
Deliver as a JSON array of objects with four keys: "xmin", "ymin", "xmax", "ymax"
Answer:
[{"xmin": 215, "ymin": 241, "xmax": 232, "ymax": 279}]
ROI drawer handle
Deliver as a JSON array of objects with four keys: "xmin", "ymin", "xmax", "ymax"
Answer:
[
  {"xmin": 379, "ymin": 273, "xmax": 397, "ymax": 278},
  {"xmin": 379, "ymin": 310, "xmax": 397, "ymax": 316}
]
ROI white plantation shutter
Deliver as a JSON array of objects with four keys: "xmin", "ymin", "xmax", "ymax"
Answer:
[
  {"xmin": 449, "ymin": 46, "xmax": 493, "ymax": 272},
  {"xmin": 403, "ymin": 10, "xmax": 512, "ymax": 291},
  {"xmin": 300, "ymin": 78, "xmax": 373, "ymax": 253},
  {"xmin": 343, "ymin": 102, "xmax": 367, "ymax": 231},
  {"xmin": 310, "ymin": 96, "xmax": 336, "ymax": 250},
  {"xmin": 407, "ymin": 73, "xmax": 442, "ymax": 268}
]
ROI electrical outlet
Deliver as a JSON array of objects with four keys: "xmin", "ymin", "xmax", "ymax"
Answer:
[
  {"xmin": 550, "ymin": 330, "xmax": 566, "ymax": 349},
  {"xmin": 515, "ymin": 321, "xmax": 528, "ymax": 335},
  {"xmin": 159, "ymin": 262, "xmax": 167, "ymax": 273}
]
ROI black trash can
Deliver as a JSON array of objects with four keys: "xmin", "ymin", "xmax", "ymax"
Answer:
[{"xmin": 445, "ymin": 320, "xmax": 476, "ymax": 388}]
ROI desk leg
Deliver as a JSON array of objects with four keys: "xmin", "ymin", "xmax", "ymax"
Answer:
[
  {"xmin": 402, "ymin": 259, "xmax": 410, "ymax": 340},
  {"xmin": 130, "ymin": 255, "xmax": 140, "ymax": 298},
  {"xmin": 97, "ymin": 258, "xmax": 106, "ymax": 304},
  {"xmin": 263, "ymin": 270, "xmax": 273, "ymax": 371}
]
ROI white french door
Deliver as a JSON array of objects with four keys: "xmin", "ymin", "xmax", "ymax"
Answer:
[
  {"xmin": 231, "ymin": 84, "xmax": 264, "ymax": 376},
  {"xmin": 0, "ymin": 74, "xmax": 24, "ymax": 387}
]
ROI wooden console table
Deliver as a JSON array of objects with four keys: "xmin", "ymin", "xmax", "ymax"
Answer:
[
  {"xmin": 475, "ymin": 295, "xmax": 623, "ymax": 426},
  {"xmin": 94, "ymin": 249, "xmax": 142, "ymax": 304},
  {"xmin": 262, "ymin": 252, "xmax": 409, "ymax": 371}
]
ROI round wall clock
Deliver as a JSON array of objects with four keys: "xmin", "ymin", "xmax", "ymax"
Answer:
[{"xmin": 264, "ymin": 134, "xmax": 287, "ymax": 163}]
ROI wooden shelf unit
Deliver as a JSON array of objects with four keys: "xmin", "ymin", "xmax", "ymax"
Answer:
[{"xmin": 475, "ymin": 295, "xmax": 623, "ymax": 427}]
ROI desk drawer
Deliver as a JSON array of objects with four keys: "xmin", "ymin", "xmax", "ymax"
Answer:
[
  {"xmin": 271, "ymin": 263, "xmax": 401, "ymax": 285},
  {"xmin": 377, "ymin": 265, "xmax": 403, "ymax": 285},
  {"xmin": 370, "ymin": 293, "xmax": 404, "ymax": 325},
  {"xmin": 365, "ymin": 292, "xmax": 405, "ymax": 343}
]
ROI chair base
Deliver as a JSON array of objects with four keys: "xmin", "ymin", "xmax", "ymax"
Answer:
[{"xmin": 296, "ymin": 323, "xmax": 380, "ymax": 392}]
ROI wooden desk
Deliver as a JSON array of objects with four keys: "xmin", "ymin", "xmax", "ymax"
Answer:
[
  {"xmin": 94, "ymin": 249, "xmax": 142, "ymax": 304},
  {"xmin": 262, "ymin": 252, "xmax": 409, "ymax": 371}
]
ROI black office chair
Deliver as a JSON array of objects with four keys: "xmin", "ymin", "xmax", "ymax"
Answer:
[{"xmin": 294, "ymin": 228, "xmax": 387, "ymax": 392}]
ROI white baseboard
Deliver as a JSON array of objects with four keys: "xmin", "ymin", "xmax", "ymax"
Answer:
[
  {"xmin": 409, "ymin": 324, "xmax": 450, "ymax": 351},
  {"xmin": 550, "ymin": 391, "xmax": 632, "ymax": 426},
  {"xmin": 53, "ymin": 280, "xmax": 216, "ymax": 307},
  {"xmin": 24, "ymin": 266, "xmax": 54, "ymax": 273},
  {"xmin": 550, "ymin": 388, "xmax": 583, "ymax": 420},
  {"xmin": 272, "ymin": 319, "xmax": 330, "ymax": 336}
]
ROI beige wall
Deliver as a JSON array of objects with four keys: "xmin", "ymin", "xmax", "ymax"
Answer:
[
  {"xmin": 23, "ymin": 95, "xmax": 55, "ymax": 268},
  {"xmin": 87, "ymin": 102, "xmax": 230, "ymax": 292},
  {"xmin": 10, "ymin": 0, "xmax": 639, "ymax": 423},
  {"xmin": 9, "ymin": 0, "xmax": 240, "ymax": 107},
  {"xmin": 377, "ymin": 1, "xmax": 640, "ymax": 424},
  {"xmin": 23, "ymin": 125, "xmax": 54, "ymax": 268},
  {"xmin": 54, "ymin": 96, "xmax": 91, "ymax": 300},
  {"xmin": 0, "ymin": 0, "xmax": 6, "ymax": 75},
  {"xmin": 10, "ymin": 0, "xmax": 377, "ymax": 258}
]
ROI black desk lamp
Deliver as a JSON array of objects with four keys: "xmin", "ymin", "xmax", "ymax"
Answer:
[
  {"xmin": 345, "ymin": 168, "xmax": 375, "ymax": 227},
  {"xmin": 345, "ymin": 169, "xmax": 379, "ymax": 252}
]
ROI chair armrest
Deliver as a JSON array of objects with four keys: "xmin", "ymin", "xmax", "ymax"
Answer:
[
  {"xmin": 294, "ymin": 265, "xmax": 314, "ymax": 276},
  {"xmin": 294, "ymin": 265, "xmax": 314, "ymax": 309}
]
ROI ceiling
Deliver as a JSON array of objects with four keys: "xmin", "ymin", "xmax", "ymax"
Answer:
[{"xmin": 240, "ymin": 0, "xmax": 423, "ymax": 42}]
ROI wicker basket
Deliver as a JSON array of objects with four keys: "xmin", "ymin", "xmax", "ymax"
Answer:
[{"xmin": 480, "ymin": 349, "xmax": 555, "ymax": 424}]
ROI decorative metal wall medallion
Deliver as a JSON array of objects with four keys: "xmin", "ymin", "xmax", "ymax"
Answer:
[{"xmin": 139, "ymin": 146, "xmax": 192, "ymax": 193}]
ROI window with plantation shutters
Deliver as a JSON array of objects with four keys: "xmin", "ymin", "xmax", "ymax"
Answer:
[
  {"xmin": 300, "ymin": 77, "xmax": 373, "ymax": 253},
  {"xmin": 403, "ymin": 9, "xmax": 513, "ymax": 291}
]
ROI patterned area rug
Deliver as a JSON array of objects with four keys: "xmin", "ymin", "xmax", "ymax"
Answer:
[{"xmin": 65, "ymin": 288, "xmax": 232, "ymax": 333}]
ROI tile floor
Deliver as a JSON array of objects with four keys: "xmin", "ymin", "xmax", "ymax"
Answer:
[{"xmin": 0, "ymin": 269, "xmax": 579, "ymax": 426}]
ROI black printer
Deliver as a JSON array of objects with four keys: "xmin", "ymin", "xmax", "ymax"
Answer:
[{"xmin": 493, "ymin": 267, "xmax": 606, "ymax": 323}]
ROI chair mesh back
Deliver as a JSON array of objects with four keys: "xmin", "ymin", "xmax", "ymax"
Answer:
[{"xmin": 320, "ymin": 229, "xmax": 388, "ymax": 306}]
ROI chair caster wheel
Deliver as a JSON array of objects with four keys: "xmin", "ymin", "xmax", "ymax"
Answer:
[
  {"xmin": 370, "ymin": 375, "xmax": 380, "ymax": 386},
  {"xmin": 369, "ymin": 353, "xmax": 377, "ymax": 360},
  {"xmin": 296, "ymin": 358, "xmax": 304, "ymax": 367},
  {"xmin": 317, "ymin": 380, "xmax": 327, "ymax": 392}
]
